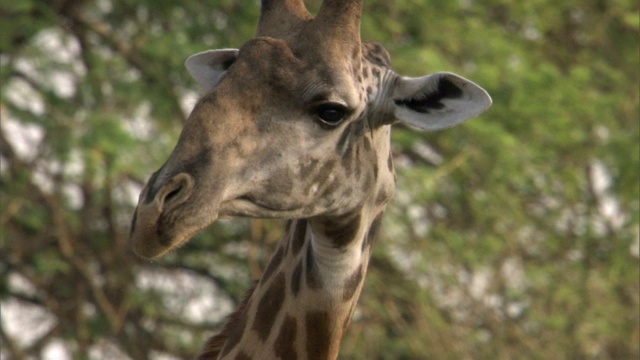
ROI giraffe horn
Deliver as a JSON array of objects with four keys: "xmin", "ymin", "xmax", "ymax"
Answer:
[
  {"xmin": 314, "ymin": 0, "xmax": 363, "ymax": 44},
  {"xmin": 257, "ymin": 0, "xmax": 312, "ymax": 37}
]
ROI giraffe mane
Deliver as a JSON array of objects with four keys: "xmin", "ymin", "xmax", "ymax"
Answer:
[{"xmin": 196, "ymin": 283, "xmax": 258, "ymax": 359}]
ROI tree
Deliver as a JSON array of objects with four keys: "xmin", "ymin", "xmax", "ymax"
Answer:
[{"xmin": 1, "ymin": 0, "xmax": 638, "ymax": 358}]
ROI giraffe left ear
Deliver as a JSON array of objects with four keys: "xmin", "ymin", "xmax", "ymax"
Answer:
[
  {"xmin": 185, "ymin": 49, "xmax": 239, "ymax": 91},
  {"xmin": 391, "ymin": 72, "xmax": 492, "ymax": 131}
]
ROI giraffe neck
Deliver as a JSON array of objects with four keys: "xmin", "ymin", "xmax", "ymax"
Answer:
[{"xmin": 198, "ymin": 210, "xmax": 385, "ymax": 360}]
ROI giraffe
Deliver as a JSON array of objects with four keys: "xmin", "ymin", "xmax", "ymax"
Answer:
[{"xmin": 129, "ymin": 0, "xmax": 491, "ymax": 359}]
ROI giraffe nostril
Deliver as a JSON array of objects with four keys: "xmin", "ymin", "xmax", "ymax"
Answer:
[
  {"xmin": 158, "ymin": 173, "xmax": 194, "ymax": 209},
  {"xmin": 165, "ymin": 186, "xmax": 183, "ymax": 203}
]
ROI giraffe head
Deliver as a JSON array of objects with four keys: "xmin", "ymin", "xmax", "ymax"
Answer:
[{"xmin": 129, "ymin": 0, "xmax": 491, "ymax": 259}]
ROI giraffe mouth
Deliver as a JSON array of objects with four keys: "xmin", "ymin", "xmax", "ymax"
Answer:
[
  {"xmin": 130, "ymin": 204, "xmax": 221, "ymax": 259},
  {"xmin": 222, "ymin": 195, "xmax": 307, "ymax": 218}
]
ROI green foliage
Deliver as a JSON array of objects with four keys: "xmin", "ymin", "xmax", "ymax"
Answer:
[{"xmin": 1, "ymin": 0, "xmax": 638, "ymax": 359}]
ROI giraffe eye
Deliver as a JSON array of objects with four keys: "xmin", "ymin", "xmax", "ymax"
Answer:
[{"xmin": 315, "ymin": 103, "xmax": 348, "ymax": 127}]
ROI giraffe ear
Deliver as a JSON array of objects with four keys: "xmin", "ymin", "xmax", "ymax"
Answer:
[
  {"xmin": 185, "ymin": 49, "xmax": 239, "ymax": 91},
  {"xmin": 391, "ymin": 72, "xmax": 492, "ymax": 131}
]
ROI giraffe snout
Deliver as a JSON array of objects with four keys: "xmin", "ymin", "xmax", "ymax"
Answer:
[{"xmin": 130, "ymin": 173, "xmax": 196, "ymax": 259}]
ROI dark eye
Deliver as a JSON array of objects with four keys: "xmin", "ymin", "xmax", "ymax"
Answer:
[{"xmin": 315, "ymin": 103, "xmax": 348, "ymax": 127}]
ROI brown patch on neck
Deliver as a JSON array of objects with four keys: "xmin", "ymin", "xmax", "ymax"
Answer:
[
  {"xmin": 261, "ymin": 245, "xmax": 285, "ymax": 284},
  {"xmin": 274, "ymin": 315, "xmax": 299, "ymax": 359},
  {"xmin": 342, "ymin": 265, "xmax": 364, "ymax": 301},
  {"xmin": 305, "ymin": 311, "xmax": 332, "ymax": 359},
  {"xmin": 291, "ymin": 259, "xmax": 304, "ymax": 297},
  {"xmin": 252, "ymin": 273, "xmax": 287, "ymax": 341},
  {"xmin": 361, "ymin": 211, "xmax": 384, "ymax": 254},
  {"xmin": 291, "ymin": 219, "xmax": 307, "ymax": 256},
  {"xmin": 235, "ymin": 352, "xmax": 251, "ymax": 360},
  {"xmin": 314, "ymin": 212, "xmax": 362, "ymax": 248},
  {"xmin": 305, "ymin": 241, "xmax": 323, "ymax": 290}
]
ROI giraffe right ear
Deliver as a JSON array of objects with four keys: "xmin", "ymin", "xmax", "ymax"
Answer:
[
  {"xmin": 185, "ymin": 49, "xmax": 239, "ymax": 91},
  {"xmin": 391, "ymin": 72, "xmax": 492, "ymax": 131}
]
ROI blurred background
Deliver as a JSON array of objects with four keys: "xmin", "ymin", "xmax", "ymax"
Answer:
[{"xmin": 1, "ymin": 0, "xmax": 638, "ymax": 359}]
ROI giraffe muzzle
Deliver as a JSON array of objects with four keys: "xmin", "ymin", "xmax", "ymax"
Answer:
[{"xmin": 130, "ymin": 173, "xmax": 196, "ymax": 259}]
